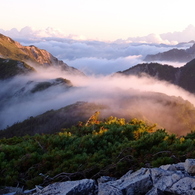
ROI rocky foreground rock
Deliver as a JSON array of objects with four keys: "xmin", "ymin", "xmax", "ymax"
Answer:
[{"xmin": 3, "ymin": 159, "xmax": 195, "ymax": 195}]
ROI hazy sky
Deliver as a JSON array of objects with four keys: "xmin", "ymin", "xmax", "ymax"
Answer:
[{"xmin": 1, "ymin": 0, "xmax": 195, "ymax": 41}]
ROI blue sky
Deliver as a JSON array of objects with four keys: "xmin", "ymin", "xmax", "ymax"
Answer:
[{"xmin": 1, "ymin": 0, "xmax": 195, "ymax": 41}]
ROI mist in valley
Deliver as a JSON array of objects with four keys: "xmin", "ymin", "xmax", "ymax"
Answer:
[{"xmin": 1, "ymin": 62, "xmax": 195, "ymax": 136}]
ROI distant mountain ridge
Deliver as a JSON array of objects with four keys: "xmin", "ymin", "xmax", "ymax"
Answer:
[
  {"xmin": 144, "ymin": 43, "xmax": 195, "ymax": 62},
  {"xmin": 0, "ymin": 33, "xmax": 83, "ymax": 78},
  {"xmin": 117, "ymin": 59, "xmax": 195, "ymax": 93}
]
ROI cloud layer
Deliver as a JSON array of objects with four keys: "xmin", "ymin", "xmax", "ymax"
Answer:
[
  {"xmin": 1, "ymin": 67, "xmax": 195, "ymax": 136},
  {"xmin": 1, "ymin": 26, "xmax": 195, "ymax": 136},
  {"xmin": 0, "ymin": 26, "xmax": 193, "ymax": 75}
]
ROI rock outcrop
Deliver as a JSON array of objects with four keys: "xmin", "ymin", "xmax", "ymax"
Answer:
[
  {"xmin": 33, "ymin": 179, "xmax": 98, "ymax": 195},
  {"xmin": 97, "ymin": 162, "xmax": 195, "ymax": 195},
  {"xmin": 4, "ymin": 159, "xmax": 192, "ymax": 195},
  {"xmin": 3, "ymin": 159, "xmax": 195, "ymax": 194}
]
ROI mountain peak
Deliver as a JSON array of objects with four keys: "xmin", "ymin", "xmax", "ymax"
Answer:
[
  {"xmin": 0, "ymin": 33, "xmax": 22, "ymax": 47},
  {"xmin": 0, "ymin": 33, "xmax": 55, "ymax": 66},
  {"xmin": 0, "ymin": 33, "xmax": 84, "ymax": 76}
]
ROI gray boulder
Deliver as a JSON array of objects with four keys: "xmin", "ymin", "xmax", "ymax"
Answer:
[
  {"xmin": 98, "ymin": 168, "xmax": 153, "ymax": 195},
  {"xmin": 98, "ymin": 163, "xmax": 195, "ymax": 195},
  {"xmin": 184, "ymin": 159, "xmax": 195, "ymax": 174},
  {"xmin": 146, "ymin": 187, "xmax": 165, "ymax": 195},
  {"xmin": 9, "ymin": 159, "xmax": 195, "ymax": 195},
  {"xmin": 97, "ymin": 176, "xmax": 117, "ymax": 183},
  {"xmin": 159, "ymin": 164, "xmax": 177, "ymax": 171},
  {"xmin": 150, "ymin": 168, "xmax": 184, "ymax": 191},
  {"xmin": 33, "ymin": 179, "xmax": 97, "ymax": 195},
  {"xmin": 173, "ymin": 162, "xmax": 185, "ymax": 172},
  {"xmin": 169, "ymin": 177, "xmax": 195, "ymax": 195}
]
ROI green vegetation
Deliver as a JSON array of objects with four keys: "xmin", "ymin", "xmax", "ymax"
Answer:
[
  {"xmin": 1, "ymin": 115, "xmax": 195, "ymax": 189},
  {"xmin": 0, "ymin": 58, "xmax": 35, "ymax": 79}
]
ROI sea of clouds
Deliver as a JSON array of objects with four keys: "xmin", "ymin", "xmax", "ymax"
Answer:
[
  {"xmin": 0, "ymin": 26, "xmax": 194, "ymax": 75},
  {"xmin": 1, "ymin": 26, "xmax": 195, "ymax": 134}
]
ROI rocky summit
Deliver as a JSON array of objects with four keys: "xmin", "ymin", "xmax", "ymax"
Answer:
[
  {"xmin": 0, "ymin": 33, "xmax": 83, "ymax": 76},
  {"xmin": 3, "ymin": 159, "xmax": 195, "ymax": 195}
]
